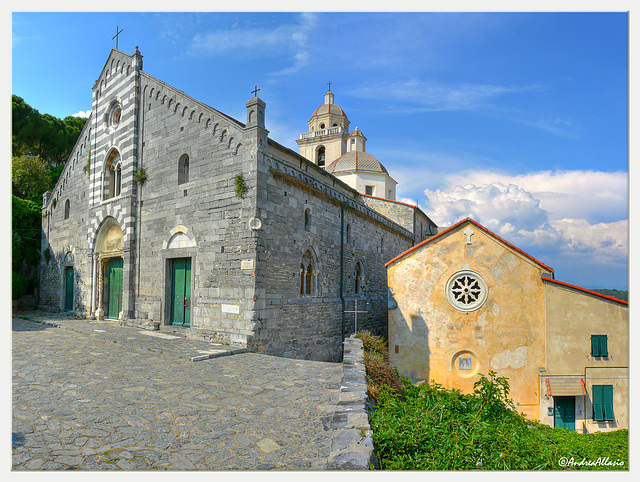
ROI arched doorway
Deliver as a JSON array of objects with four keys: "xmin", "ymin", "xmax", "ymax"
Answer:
[{"xmin": 93, "ymin": 217, "xmax": 124, "ymax": 320}]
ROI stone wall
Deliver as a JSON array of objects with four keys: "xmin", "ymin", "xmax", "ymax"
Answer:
[
  {"xmin": 250, "ymin": 143, "xmax": 415, "ymax": 361},
  {"xmin": 328, "ymin": 335, "xmax": 378, "ymax": 470},
  {"xmin": 362, "ymin": 195, "xmax": 437, "ymax": 241},
  {"xmin": 130, "ymin": 73, "xmax": 262, "ymax": 345}
]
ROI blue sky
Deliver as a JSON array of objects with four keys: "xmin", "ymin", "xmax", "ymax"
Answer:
[{"xmin": 11, "ymin": 9, "xmax": 630, "ymax": 290}]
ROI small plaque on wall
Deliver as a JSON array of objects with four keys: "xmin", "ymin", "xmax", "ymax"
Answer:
[
  {"xmin": 241, "ymin": 259, "xmax": 254, "ymax": 270},
  {"xmin": 221, "ymin": 304, "xmax": 240, "ymax": 314}
]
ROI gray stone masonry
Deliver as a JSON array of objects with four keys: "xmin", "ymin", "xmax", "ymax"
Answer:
[
  {"xmin": 328, "ymin": 336, "xmax": 378, "ymax": 470},
  {"xmin": 39, "ymin": 47, "xmax": 437, "ymax": 363}
]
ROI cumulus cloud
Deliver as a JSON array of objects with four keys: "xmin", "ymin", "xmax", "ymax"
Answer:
[
  {"xmin": 72, "ymin": 110, "xmax": 91, "ymax": 118},
  {"xmin": 420, "ymin": 175, "xmax": 628, "ymax": 273},
  {"xmin": 444, "ymin": 170, "xmax": 628, "ymax": 223}
]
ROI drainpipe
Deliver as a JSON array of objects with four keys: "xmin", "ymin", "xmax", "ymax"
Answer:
[{"xmin": 340, "ymin": 203, "xmax": 345, "ymax": 357}]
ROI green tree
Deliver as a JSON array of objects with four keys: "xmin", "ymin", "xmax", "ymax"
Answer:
[
  {"xmin": 12, "ymin": 95, "xmax": 87, "ymax": 164},
  {"xmin": 12, "ymin": 196, "xmax": 42, "ymax": 298},
  {"xmin": 11, "ymin": 155, "xmax": 51, "ymax": 204}
]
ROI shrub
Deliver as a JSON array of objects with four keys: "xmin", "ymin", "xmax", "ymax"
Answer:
[
  {"xmin": 234, "ymin": 173, "xmax": 248, "ymax": 198},
  {"xmin": 357, "ymin": 332, "xmax": 404, "ymax": 400},
  {"xmin": 133, "ymin": 167, "xmax": 147, "ymax": 185},
  {"xmin": 12, "ymin": 272, "xmax": 29, "ymax": 300},
  {"xmin": 370, "ymin": 373, "xmax": 562, "ymax": 470}
]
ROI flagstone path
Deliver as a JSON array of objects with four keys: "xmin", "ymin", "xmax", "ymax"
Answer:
[{"xmin": 12, "ymin": 312, "xmax": 342, "ymax": 470}]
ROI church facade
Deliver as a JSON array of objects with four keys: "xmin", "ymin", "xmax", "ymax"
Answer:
[
  {"xmin": 39, "ymin": 47, "xmax": 436, "ymax": 362},
  {"xmin": 386, "ymin": 218, "xmax": 628, "ymax": 432}
]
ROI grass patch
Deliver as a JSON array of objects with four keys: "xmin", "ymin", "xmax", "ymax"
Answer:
[{"xmin": 358, "ymin": 331, "xmax": 628, "ymax": 470}]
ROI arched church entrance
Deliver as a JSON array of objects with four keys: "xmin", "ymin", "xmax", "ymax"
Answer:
[{"xmin": 93, "ymin": 217, "xmax": 124, "ymax": 320}]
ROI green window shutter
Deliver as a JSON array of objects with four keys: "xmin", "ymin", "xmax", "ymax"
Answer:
[
  {"xmin": 603, "ymin": 385, "xmax": 614, "ymax": 421},
  {"xmin": 591, "ymin": 335, "xmax": 600, "ymax": 357},
  {"xmin": 592, "ymin": 385, "xmax": 604, "ymax": 421},
  {"xmin": 600, "ymin": 336, "xmax": 608, "ymax": 357}
]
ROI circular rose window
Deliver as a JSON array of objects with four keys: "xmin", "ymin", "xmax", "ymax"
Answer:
[{"xmin": 445, "ymin": 270, "xmax": 488, "ymax": 312}]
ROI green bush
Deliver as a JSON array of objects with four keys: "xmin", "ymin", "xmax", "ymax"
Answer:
[
  {"xmin": 360, "ymin": 335, "xmax": 628, "ymax": 470},
  {"xmin": 356, "ymin": 332, "xmax": 404, "ymax": 400},
  {"xmin": 12, "ymin": 272, "xmax": 29, "ymax": 300},
  {"xmin": 12, "ymin": 195, "xmax": 41, "ymax": 272},
  {"xmin": 371, "ymin": 373, "xmax": 564, "ymax": 470}
]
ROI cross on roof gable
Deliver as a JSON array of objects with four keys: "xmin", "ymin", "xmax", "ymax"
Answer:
[{"xmin": 385, "ymin": 217, "xmax": 554, "ymax": 274}]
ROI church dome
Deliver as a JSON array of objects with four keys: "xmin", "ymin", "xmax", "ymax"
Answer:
[
  {"xmin": 309, "ymin": 91, "xmax": 349, "ymax": 123},
  {"xmin": 326, "ymin": 151, "xmax": 389, "ymax": 174},
  {"xmin": 311, "ymin": 103, "xmax": 346, "ymax": 118}
]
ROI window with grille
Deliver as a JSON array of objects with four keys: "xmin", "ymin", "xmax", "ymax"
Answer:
[{"xmin": 445, "ymin": 270, "xmax": 488, "ymax": 312}]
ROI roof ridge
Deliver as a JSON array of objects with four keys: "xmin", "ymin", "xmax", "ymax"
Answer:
[
  {"xmin": 386, "ymin": 218, "xmax": 554, "ymax": 273},
  {"xmin": 542, "ymin": 278, "xmax": 628, "ymax": 305}
]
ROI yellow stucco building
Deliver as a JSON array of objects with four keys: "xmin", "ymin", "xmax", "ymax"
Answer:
[{"xmin": 386, "ymin": 218, "xmax": 628, "ymax": 432}]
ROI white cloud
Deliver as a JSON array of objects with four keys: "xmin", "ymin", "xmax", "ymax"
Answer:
[
  {"xmin": 550, "ymin": 218, "xmax": 628, "ymax": 264},
  {"xmin": 444, "ymin": 170, "xmax": 628, "ymax": 224},
  {"xmin": 72, "ymin": 110, "xmax": 91, "ymax": 118},
  {"xmin": 424, "ymin": 182, "xmax": 548, "ymax": 233},
  {"xmin": 420, "ymin": 176, "xmax": 628, "ymax": 273}
]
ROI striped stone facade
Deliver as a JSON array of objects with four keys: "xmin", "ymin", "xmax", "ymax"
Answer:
[{"xmin": 40, "ymin": 48, "xmax": 437, "ymax": 362}]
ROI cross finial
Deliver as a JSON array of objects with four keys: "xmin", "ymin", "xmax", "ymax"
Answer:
[
  {"xmin": 464, "ymin": 227, "xmax": 474, "ymax": 244},
  {"xmin": 327, "ymin": 80, "xmax": 332, "ymax": 92},
  {"xmin": 112, "ymin": 25, "xmax": 124, "ymax": 50},
  {"xmin": 251, "ymin": 85, "xmax": 260, "ymax": 97}
]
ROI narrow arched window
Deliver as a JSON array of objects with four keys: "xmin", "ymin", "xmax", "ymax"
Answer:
[
  {"xmin": 305, "ymin": 265, "xmax": 312, "ymax": 295},
  {"xmin": 103, "ymin": 149, "xmax": 121, "ymax": 200},
  {"xmin": 346, "ymin": 223, "xmax": 351, "ymax": 245},
  {"xmin": 64, "ymin": 199, "xmax": 70, "ymax": 220},
  {"xmin": 115, "ymin": 165, "xmax": 121, "ymax": 197},
  {"xmin": 300, "ymin": 249, "xmax": 317, "ymax": 296},
  {"xmin": 178, "ymin": 154, "xmax": 189, "ymax": 184},
  {"xmin": 317, "ymin": 146, "xmax": 326, "ymax": 167},
  {"xmin": 304, "ymin": 208, "xmax": 311, "ymax": 231},
  {"xmin": 354, "ymin": 261, "xmax": 363, "ymax": 295}
]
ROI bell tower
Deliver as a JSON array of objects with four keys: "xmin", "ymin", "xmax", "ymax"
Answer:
[{"xmin": 296, "ymin": 89, "xmax": 350, "ymax": 168}]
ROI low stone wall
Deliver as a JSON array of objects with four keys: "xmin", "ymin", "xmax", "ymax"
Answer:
[{"xmin": 327, "ymin": 335, "xmax": 378, "ymax": 470}]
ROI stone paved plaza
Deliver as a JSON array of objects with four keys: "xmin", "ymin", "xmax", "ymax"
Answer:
[{"xmin": 12, "ymin": 311, "xmax": 343, "ymax": 470}]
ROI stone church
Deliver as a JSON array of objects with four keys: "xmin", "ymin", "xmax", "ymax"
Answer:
[{"xmin": 39, "ymin": 47, "xmax": 436, "ymax": 362}]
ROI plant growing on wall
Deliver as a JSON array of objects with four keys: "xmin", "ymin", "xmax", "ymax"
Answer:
[
  {"xmin": 133, "ymin": 167, "xmax": 147, "ymax": 185},
  {"xmin": 83, "ymin": 147, "xmax": 91, "ymax": 178},
  {"xmin": 234, "ymin": 173, "xmax": 248, "ymax": 199}
]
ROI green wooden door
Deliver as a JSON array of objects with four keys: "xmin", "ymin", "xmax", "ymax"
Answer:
[
  {"xmin": 171, "ymin": 258, "xmax": 191, "ymax": 327},
  {"xmin": 64, "ymin": 267, "xmax": 74, "ymax": 311},
  {"xmin": 554, "ymin": 396, "xmax": 575, "ymax": 430},
  {"xmin": 106, "ymin": 257, "xmax": 123, "ymax": 319}
]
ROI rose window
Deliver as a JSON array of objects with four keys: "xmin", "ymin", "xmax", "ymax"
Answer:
[{"xmin": 445, "ymin": 270, "xmax": 488, "ymax": 312}]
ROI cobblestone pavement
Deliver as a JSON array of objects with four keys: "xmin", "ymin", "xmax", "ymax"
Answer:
[{"xmin": 12, "ymin": 312, "xmax": 343, "ymax": 470}]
